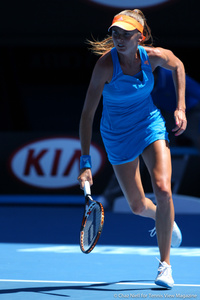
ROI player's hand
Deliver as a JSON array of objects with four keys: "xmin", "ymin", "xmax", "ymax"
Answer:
[
  {"xmin": 172, "ymin": 109, "xmax": 187, "ymax": 136},
  {"xmin": 77, "ymin": 168, "xmax": 93, "ymax": 189}
]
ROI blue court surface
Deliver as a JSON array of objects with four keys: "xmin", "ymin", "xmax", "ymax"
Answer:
[{"xmin": 0, "ymin": 204, "xmax": 199, "ymax": 299}]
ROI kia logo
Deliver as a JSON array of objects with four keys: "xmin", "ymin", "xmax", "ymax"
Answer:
[{"xmin": 9, "ymin": 137, "xmax": 105, "ymax": 189}]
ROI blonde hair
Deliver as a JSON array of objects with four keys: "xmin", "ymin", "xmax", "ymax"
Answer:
[{"xmin": 87, "ymin": 9, "xmax": 153, "ymax": 56}]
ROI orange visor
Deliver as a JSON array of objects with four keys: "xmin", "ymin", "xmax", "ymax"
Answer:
[{"xmin": 109, "ymin": 15, "xmax": 145, "ymax": 40}]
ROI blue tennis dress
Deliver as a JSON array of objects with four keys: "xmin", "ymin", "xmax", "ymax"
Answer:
[{"xmin": 100, "ymin": 45, "xmax": 169, "ymax": 165}]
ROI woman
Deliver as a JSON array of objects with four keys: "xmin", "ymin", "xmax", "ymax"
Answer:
[{"xmin": 78, "ymin": 9, "xmax": 187, "ymax": 289}]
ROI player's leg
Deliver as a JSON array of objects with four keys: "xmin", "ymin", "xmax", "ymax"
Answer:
[
  {"xmin": 142, "ymin": 139, "xmax": 174, "ymax": 265},
  {"xmin": 112, "ymin": 157, "xmax": 156, "ymax": 220}
]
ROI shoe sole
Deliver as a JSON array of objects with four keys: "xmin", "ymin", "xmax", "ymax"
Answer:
[{"xmin": 155, "ymin": 279, "xmax": 174, "ymax": 289}]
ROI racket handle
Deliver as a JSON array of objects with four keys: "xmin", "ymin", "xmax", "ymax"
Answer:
[{"xmin": 84, "ymin": 181, "xmax": 91, "ymax": 196}]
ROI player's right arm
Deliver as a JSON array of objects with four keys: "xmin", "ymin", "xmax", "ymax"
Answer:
[{"xmin": 78, "ymin": 52, "xmax": 113, "ymax": 188}]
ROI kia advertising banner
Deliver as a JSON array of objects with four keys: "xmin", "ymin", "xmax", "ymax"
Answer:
[
  {"xmin": 0, "ymin": 132, "xmax": 112, "ymax": 201},
  {"xmin": 10, "ymin": 137, "xmax": 103, "ymax": 190}
]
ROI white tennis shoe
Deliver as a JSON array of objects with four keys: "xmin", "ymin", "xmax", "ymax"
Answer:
[
  {"xmin": 149, "ymin": 221, "xmax": 182, "ymax": 248},
  {"xmin": 171, "ymin": 221, "xmax": 182, "ymax": 247},
  {"xmin": 155, "ymin": 260, "xmax": 174, "ymax": 289}
]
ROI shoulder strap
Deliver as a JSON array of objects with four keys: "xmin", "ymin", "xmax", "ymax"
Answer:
[{"xmin": 138, "ymin": 45, "xmax": 152, "ymax": 71}]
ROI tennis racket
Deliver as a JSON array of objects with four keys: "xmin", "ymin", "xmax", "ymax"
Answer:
[{"xmin": 80, "ymin": 181, "xmax": 104, "ymax": 254}]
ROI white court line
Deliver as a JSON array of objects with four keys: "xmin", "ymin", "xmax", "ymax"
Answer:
[{"xmin": 0, "ymin": 279, "xmax": 199, "ymax": 287}]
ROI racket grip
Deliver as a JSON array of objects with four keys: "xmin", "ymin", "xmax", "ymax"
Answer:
[{"xmin": 84, "ymin": 181, "xmax": 91, "ymax": 196}]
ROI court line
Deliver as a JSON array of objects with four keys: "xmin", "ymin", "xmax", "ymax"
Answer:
[{"xmin": 0, "ymin": 279, "xmax": 199, "ymax": 287}]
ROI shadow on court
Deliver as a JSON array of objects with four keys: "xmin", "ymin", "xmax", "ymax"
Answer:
[{"xmin": 0, "ymin": 281, "xmax": 168, "ymax": 297}]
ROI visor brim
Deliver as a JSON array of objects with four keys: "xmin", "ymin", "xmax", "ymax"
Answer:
[{"xmin": 108, "ymin": 22, "xmax": 137, "ymax": 32}]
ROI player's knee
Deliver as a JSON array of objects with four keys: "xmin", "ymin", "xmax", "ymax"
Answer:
[
  {"xmin": 154, "ymin": 179, "xmax": 172, "ymax": 204},
  {"xmin": 130, "ymin": 201, "xmax": 146, "ymax": 216}
]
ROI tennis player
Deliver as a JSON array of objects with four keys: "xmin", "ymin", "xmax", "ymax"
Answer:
[{"xmin": 78, "ymin": 9, "xmax": 187, "ymax": 289}]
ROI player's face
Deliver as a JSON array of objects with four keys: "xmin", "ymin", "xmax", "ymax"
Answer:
[{"xmin": 111, "ymin": 27, "xmax": 140, "ymax": 54}]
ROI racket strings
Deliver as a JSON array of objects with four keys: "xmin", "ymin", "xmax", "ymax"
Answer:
[{"xmin": 83, "ymin": 205, "xmax": 102, "ymax": 249}]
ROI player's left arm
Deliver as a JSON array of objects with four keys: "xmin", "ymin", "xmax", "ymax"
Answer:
[{"xmin": 147, "ymin": 47, "xmax": 187, "ymax": 136}]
